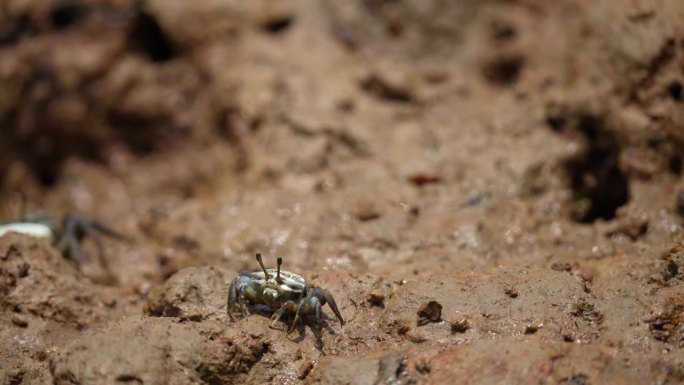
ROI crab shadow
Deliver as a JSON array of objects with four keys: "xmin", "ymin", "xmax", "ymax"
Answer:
[
  {"xmin": 238, "ymin": 305, "xmax": 339, "ymax": 349},
  {"xmin": 288, "ymin": 319, "xmax": 337, "ymax": 350},
  {"xmin": 259, "ymin": 311, "xmax": 338, "ymax": 349}
]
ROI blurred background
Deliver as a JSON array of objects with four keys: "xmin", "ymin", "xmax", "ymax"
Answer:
[{"xmin": 1, "ymin": 0, "xmax": 684, "ymax": 383}]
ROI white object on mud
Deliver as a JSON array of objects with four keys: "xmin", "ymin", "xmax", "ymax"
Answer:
[{"xmin": 0, "ymin": 222, "xmax": 54, "ymax": 241}]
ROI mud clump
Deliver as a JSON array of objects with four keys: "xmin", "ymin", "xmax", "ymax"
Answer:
[
  {"xmin": 146, "ymin": 266, "xmax": 234, "ymax": 321},
  {"xmin": 416, "ymin": 301, "xmax": 442, "ymax": 326},
  {"xmin": 0, "ymin": 233, "xmax": 121, "ymax": 383},
  {"xmin": 49, "ymin": 316, "xmax": 269, "ymax": 384},
  {"xmin": 0, "ymin": 233, "xmax": 111, "ymax": 326}
]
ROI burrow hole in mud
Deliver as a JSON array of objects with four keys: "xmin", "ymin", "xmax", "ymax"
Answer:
[
  {"xmin": 261, "ymin": 15, "xmax": 294, "ymax": 34},
  {"xmin": 668, "ymin": 80, "xmax": 682, "ymax": 101},
  {"xmin": 129, "ymin": 13, "xmax": 176, "ymax": 62},
  {"xmin": 51, "ymin": 4, "xmax": 86, "ymax": 30},
  {"xmin": 9, "ymin": 128, "xmax": 105, "ymax": 187},
  {"xmin": 670, "ymin": 155, "xmax": 682, "ymax": 176},
  {"xmin": 482, "ymin": 54, "xmax": 525, "ymax": 86},
  {"xmin": 0, "ymin": 15, "xmax": 31, "ymax": 46},
  {"xmin": 547, "ymin": 113, "xmax": 629, "ymax": 223},
  {"xmin": 490, "ymin": 19, "xmax": 517, "ymax": 42}
]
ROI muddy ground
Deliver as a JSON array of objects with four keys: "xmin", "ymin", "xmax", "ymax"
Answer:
[{"xmin": 1, "ymin": 0, "xmax": 684, "ymax": 384}]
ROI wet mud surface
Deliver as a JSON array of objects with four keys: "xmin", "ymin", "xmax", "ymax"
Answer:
[{"xmin": 1, "ymin": 0, "xmax": 684, "ymax": 384}]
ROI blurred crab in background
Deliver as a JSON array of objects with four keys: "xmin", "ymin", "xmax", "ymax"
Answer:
[{"xmin": 0, "ymin": 213, "xmax": 129, "ymax": 271}]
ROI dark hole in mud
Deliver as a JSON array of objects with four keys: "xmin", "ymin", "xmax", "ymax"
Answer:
[
  {"xmin": 546, "ymin": 115, "xmax": 567, "ymax": 132},
  {"xmin": 130, "ymin": 13, "xmax": 176, "ymax": 62},
  {"xmin": 646, "ymin": 130, "xmax": 665, "ymax": 149},
  {"xmin": 524, "ymin": 325, "xmax": 538, "ymax": 334},
  {"xmin": 563, "ymin": 115, "xmax": 629, "ymax": 223},
  {"xmin": 676, "ymin": 190, "xmax": 684, "ymax": 217},
  {"xmin": 665, "ymin": 260, "xmax": 679, "ymax": 281},
  {"xmin": 179, "ymin": 314, "xmax": 204, "ymax": 322},
  {"xmin": 386, "ymin": 20, "xmax": 404, "ymax": 38},
  {"xmin": 115, "ymin": 374, "xmax": 143, "ymax": 384},
  {"xmin": 7, "ymin": 371, "xmax": 24, "ymax": 385},
  {"xmin": 51, "ymin": 4, "xmax": 86, "ymax": 30},
  {"xmin": 490, "ymin": 20, "xmax": 517, "ymax": 42},
  {"xmin": 367, "ymin": 291, "xmax": 385, "ymax": 307},
  {"xmin": 7, "ymin": 127, "xmax": 105, "ymax": 187},
  {"xmin": 360, "ymin": 75, "xmax": 414, "ymax": 103},
  {"xmin": 669, "ymin": 81, "xmax": 683, "ymax": 101},
  {"xmin": 53, "ymin": 371, "xmax": 80, "ymax": 385},
  {"xmin": 559, "ymin": 374, "xmax": 589, "ymax": 385},
  {"xmin": 482, "ymin": 54, "xmax": 524, "ymax": 86},
  {"xmin": 262, "ymin": 16, "xmax": 294, "ymax": 34},
  {"xmin": 670, "ymin": 155, "xmax": 682, "ymax": 175},
  {"xmin": 0, "ymin": 15, "xmax": 31, "ymax": 46},
  {"xmin": 215, "ymin": 108, "xmax": 244, "ymax": 141},
  {"xmin": 37, "ymin": 166, "xmax": 59, "ymax": 187},
  {"xmin": 450, "ymin": 319, "xmax": 470, "ymax": 334},
  {"xmin": 108, "ymin": 113, "xmax": 187, "ymax": 155}
]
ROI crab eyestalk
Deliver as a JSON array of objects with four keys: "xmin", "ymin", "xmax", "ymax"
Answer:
[
  {"xmin": 276, "ymin": 257, "xmax": 283, "ymax": 283},
  {"xmin": 256, "ymin": 253, "xmax": 270, "ymax": 278}
]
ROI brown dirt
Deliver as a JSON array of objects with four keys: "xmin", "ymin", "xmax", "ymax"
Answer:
[{"xmin": 1, "ymin": 0, "xmax": 684, "ymax": 384}]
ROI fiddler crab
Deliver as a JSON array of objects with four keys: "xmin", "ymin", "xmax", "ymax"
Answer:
[
  {"xmin": 227, "ymin": 253, "xmax": 344, "ymax": 335},
  {"xmin": 0, "ymin": 214, "xmax": 128, "ymax": 270}
]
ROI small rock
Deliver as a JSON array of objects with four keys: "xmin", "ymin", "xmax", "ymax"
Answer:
[
  {"xmin": 397, "ymin": 323, "xmax": 411, "ymax": 335},
  {"xmin": 146, "ymin": 266, "xmax": 231, "ymax": 319},
  {"xmin": 577, "ymin": 266, "xmax": 596, "ymax": 283},
  {"xmin": 417, "ymin": 301, "xmax": 442, "ymax": 326},
  {"xmin": 504, "ymin": 286, "xmax": 518, "ymax": 298},
  {"xmin": 550, "ymin": 260, "xmax": 578, "ymax": 272},
  {"xmin": 407, "ymin": 173, "xmax": 442, "ymax": 187},
  {"xmin": 356, "ymin": 200, "xmax": 382, "ymax": 222},
  {"xmin": 137, "ymin": 281, "xmax": 152, "ymax": 296},
  {"xmin": 406, "ymin": 331, "xmax": 428, "ymax": 343}
]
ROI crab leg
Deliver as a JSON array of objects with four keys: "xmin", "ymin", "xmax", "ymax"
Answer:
[
  {"xmin": 227, "ymin": 277, "xmax": 239, "ymax": 321},
  {"xmin": 269, "ymin": 300, "xmax": 296, "ymax": 329},
  {"xmin": 288, "ymin": 299, "xmax": 307, "ymax": 334},
  {"xmin": 322, "ymin": 289, "xmax": 345, "ymax": 325}
]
